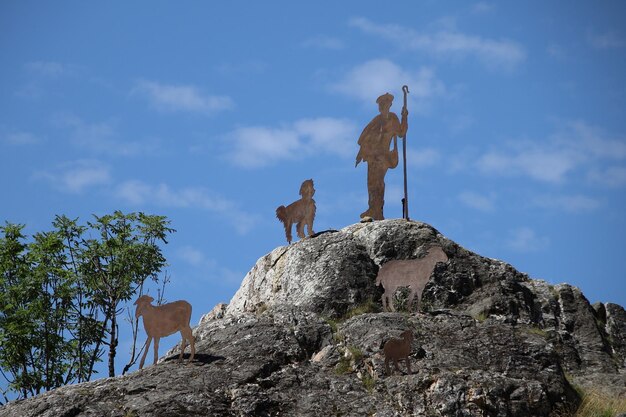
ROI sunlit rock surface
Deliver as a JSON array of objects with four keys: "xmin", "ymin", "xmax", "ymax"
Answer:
[{"xmin": 1, "ymin": 220, "xmax": 624, "ymax": 417}]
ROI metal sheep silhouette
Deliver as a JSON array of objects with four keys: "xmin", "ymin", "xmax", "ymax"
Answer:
[
  {"xmin": 383, "ymin": 329, "xmax": 413, "ymax": 375},
  {"xmin": 376, "ymin": 246, "xmax": 448, "ymax": 312},
  {"xmin": 134, "ymin": 295, "xmax": 196, "ymax": 370}
]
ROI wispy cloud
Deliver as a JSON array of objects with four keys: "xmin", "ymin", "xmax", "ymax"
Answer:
[
  {"xmin": 588, "ymin": 166, "xmax": 626, "ymax": 187},
  {"xmin": 448, "ymin": 114, "xmax": 475, "ymax": 134},
  {"xmin": 176, "ymin": 245, "xmax": 243, "ymax": 284},
  {"xmin": 406, "ymin": 148, "xmax": 441, "ymax": 169},
  {"xmin": 472, "ymin": 2, "xmax": 495, "ymax": 14},
  {"xmin": 477, "ymin": 145, "xmax": 579, "ymax": 183},
  {"xmin": 225, "ymin": 117, "xmax": 357, "ymax": 168},
  {"xmin": 133, "ymin": 80, "xmax": 234, "ymax": 115},
  {"xmin": 587, "ymin": 31, "xmax": 626, "ymax": 49},
  {"xmin": 547, "ymin": 43, "xmax": 567, "ymax": 60},
  {"xmin": 349, "ymin": 17, "xmax": 526, "ymax": 70},
  {"xmin": 531, "ymin": 194, "xmax": 602, "ymax": 213},
  {"xmin": 177, "ymin": 245, "xmax": 207, "ymax": 267},
  {"xmin": 476, "ymin": 121, "xmax": 626, "ymax": 184},
  {"xmin": 116, "ymin": 180, "xmax": 258, "ymax": 234},
  {"xmin": 25, "ymin": 61, "xmax": 75, "ymax": 77},
  {"xmin": 330, "ymin": 59, "xmax": 445, "ymax": 109},
  {"xmin": 34, "ymin": 160, "xmax": 111, "ymax": 193},
  {"xmin": 506, "ymin": 227, "xmax": 549, "ymax": 252},
  {"xmin": 215, "ymin": 61, "xmax": 268, "ymax": 76},
  {"xmin": 458, "ymin": 191, "xmax": 496, "ymax": 212},
  {"xmin": 55, "ymin": 114, "xmax": 150, "ymax": 156},
  {"xmin": 302, "ymin": 35, "xmax": 345, "ymax": 50},
  {"xmin": 2, "ymin": 131, "xmax": 41, "ymax": 145}
]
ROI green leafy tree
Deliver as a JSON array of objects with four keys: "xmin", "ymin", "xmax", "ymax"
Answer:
[
  {"xmin": 27, "ymin": 228, "xmax": 75, "ymax": 391},
  {"xmin": 0, "ymin": 223, "xmax": 36, "ymax": 400},
  {"xmin": 79, "ymin": 211, "xmax": 174, "ymax": 377},
  {"xmin": 52, "ymin": 215, "xmax": 104, "ymax": 384},
  {"xmin": 0, "ymin": 212, "xmax": 174, "ymax": 401}
]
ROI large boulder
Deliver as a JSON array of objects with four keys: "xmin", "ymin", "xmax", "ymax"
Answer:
[{"xmin": 1, "ymin": 219, "xmax": 624, "ymax": 416}]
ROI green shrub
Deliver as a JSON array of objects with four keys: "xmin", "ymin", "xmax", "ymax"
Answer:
[
  {"xmin": 344, "ymin": 298, "xmax": 381, "ymax": 320},
  {"xmin": 335, "ymin": 356, "xmax": 352, "ymax": 375},
  {"xmin": 524, "ymin": 326, "xmax": 548, "ymax": 338},
  {"xmin": 361, "ymin": 372, "xmax": 375, "ymax": 393}
]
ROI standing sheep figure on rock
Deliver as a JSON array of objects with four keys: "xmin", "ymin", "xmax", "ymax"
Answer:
[
  {"xmin": 383, "ymin": 329, "xmax": 413, "ymax": 375},
  {"xmin": 376, "ymin": 246, "xmax": 448, "ymax": 312},
  {"xmin": 134, "ymin": 295, "xmax": 196, "ymax": 370}
]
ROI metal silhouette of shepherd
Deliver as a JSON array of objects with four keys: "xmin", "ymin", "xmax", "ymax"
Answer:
[
  {"xmin": 276, "ymin": 179, "xmax": 316, "ymax": 244},
  {"xmin": 355, "ymin": 89, "xmax": 408, "ymax": 220},
  {"xmin": 134, "ymin": 295, "xmax": 196, "ymax": 370}
]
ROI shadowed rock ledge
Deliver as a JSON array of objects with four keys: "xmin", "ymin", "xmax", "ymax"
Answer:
[{"xmin": 1, "ymin": 220, "xmax": 624, "ymax": 417}]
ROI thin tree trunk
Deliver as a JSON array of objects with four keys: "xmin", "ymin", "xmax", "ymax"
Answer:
[{"xmin": 107, "ymin": 306, "xmax": 117, "ymax": 377}]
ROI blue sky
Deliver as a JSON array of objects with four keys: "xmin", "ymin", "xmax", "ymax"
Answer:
[{"xmin": 1, "ymin": 1, "xmax": 625, "ymax": 378}]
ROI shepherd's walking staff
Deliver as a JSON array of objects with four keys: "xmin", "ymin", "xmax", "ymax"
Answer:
[{"xmin": 401, "ymin": 85, "xmax": 410, "ymax": 220}]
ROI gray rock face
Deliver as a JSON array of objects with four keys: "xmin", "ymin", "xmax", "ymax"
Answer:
[
  {"xmin": 226, "ymin": 229, "xmax": 379, "ymax": 318},
  {"xmin": 1, "ymin": 219, "xmax": 624, "ymax": 416}
]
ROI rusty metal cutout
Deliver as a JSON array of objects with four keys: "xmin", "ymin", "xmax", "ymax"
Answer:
[
  {"xmin": 383, "ymin": 329, "xmax": 413, "ymax": 375},
  {"xmin": 276, "ymin": 179, "xmax": 316, "ymax": 244},
  {"xmin": 376, "ymin": 246, "xmax": 448, "ymax": 312},
  {"xmin": 134, "ymin": 295, "xmax": 196, "ymax": 369},
  {"xmin": 355, "ymin": 90, "xmax": 408, "ymax": 220}
]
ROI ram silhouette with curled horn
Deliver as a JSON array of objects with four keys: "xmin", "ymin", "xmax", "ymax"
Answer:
[{"xmin": 375, "ymin": 246, "xmax": 448, "ymax": 312}]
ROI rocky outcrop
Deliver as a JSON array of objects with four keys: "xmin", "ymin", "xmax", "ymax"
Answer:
[{"xmin": 1, "ymin": 220, "xmax": 624, "ymax": 416}]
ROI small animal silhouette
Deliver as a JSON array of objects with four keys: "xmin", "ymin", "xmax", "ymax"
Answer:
[
  {"xmin": 376, "ymin": 246, "xmax": 448, "ymax": 312},
  {"xmin": 134, "ymin": 295, "xmax": 196, "ymax": 369},
  {"xmin": 276, "ymin": 179, "xmax": 316, "ymax": 244},
  {"xmin": 383, "ymin": 329, "xmax": 413, "ymax": 375}
]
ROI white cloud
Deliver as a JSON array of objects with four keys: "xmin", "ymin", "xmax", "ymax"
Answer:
[
  {"xmin": 176, "ymin": 245, "xmax": 243, "ymax": 284},
  {"xmin": 34, "ymin": 160, "xmax": 111, "ymax": 193},
  {"xmin": 477, "ymin": 147, "xmax": 579, "ymax": 183},
  {"xmin": 406, "ymin": 147, "xmax": 441, "ymax": 169},
  {"xmin": 349, "ymin": 17, "xmax": 526, "ymax": 70},
  {"xmin": 448, "ymin": 114, "xmax": 475, "ymax": 134},
  {"xmin": 587, "ymin": 31, "xmax": 626, "ymax": 49},
  {"xmin": 472, "ymin": 2, "xmax": 495, "ymax": 14},
  {"xmin": 177, "ymin": 245, "xmax": 209, "ymax": 267},
  {"xmin": 55, "ymin": 114, "xmax": 150, "ymax": 156},
  {"xmin": 116, "ymin": 180, "xmax": 258, "ymax": 234},
  {"xmin": 302, "ymin": 35, "xmax": 345, "ymax": 50},
  {"xmin": 25, "ymin": 61, "xmax": 74, "ymax": 77},
  {"xmin": 227, "ymin": 126, "xmax": 301, "ymax": 168},
  {"xmin": 588, "ymin": 166, "xmax": 626, "ymax": 187},
  {"xmin": 330, "ymin": 59, "xmax": 445, "ymax": 109},
  {"xmin": 2, "ymin": 131, "xmax": 40, "ymax": 145},
  {"xmin": 226, "ymin": 117, "xmax": 358, "ymax": 168},
  {"xmin": 458, "ymin": 191, "xmax": 496, "ymax": 212},
  {"xmin": 531, "ymin": 194, "xmax": 602, "ymax": 213},
  {"xmin": 133, "ymin": 80, "xmax": 234, "ymax": 115},
  {"xmin": 294, "ymin": 117, "xmax": 356, "ymax": 157},
  {"xmin": 564, "ymin": 121, "xmax": 626, "ymax": 160},
  {"xmin": 547, "ymin": 43, "xmax": 567, "ymax": 60},
  {"xmin": 476, "ymin": 121, "xmax": 626, "ymax": 184},
  {"xmin": 506, "ymin": 227, "xmax": 549, "ymax": 252}
]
